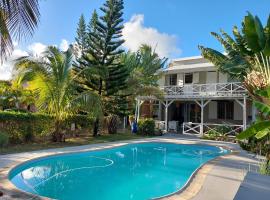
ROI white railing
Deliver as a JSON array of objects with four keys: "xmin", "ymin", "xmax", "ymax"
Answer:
[
  {"xmin": 161, "ymin": 82, "xmax": 247, "ymax": 97},
  {"xmin": 183, "ymin": 122, "xmax": 243, "ymax": 136}
]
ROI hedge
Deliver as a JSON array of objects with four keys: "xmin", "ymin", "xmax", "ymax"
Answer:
[
  {"xmin": 0, "ymin": 111, "xmax": 53, "ymax": 144},
  {"xmin": 0, "ymin": 111, "xmax": 94, "ymax": 144}
]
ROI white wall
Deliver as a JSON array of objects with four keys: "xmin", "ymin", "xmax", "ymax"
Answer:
[
  {"xmin": 158, "ymin": 75, "xmax": 165, "ymax": 86},
  {"xmin": 206, "ymin": 71, "xmax": 217, "ymax": 83},
  {"xmin": 219, "ymin": 72, "xmax": 227, "ymax": 83}
]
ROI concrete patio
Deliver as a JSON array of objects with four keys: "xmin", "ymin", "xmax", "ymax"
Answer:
[{"xmin": 0, "ymin": 134, "xmax": 268, "ymax": 200}]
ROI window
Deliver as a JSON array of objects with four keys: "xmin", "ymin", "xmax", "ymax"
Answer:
[
  {"xmin": 169, "ymin": 74, "xmax": 177, "ymax": 85},
  {"xmin": 217, "ymin": 101, "xmax": 233, "ymax": 120},
  {"xmin": 184, "ymin": 73, "xmax": 193, "ymax": 84}
]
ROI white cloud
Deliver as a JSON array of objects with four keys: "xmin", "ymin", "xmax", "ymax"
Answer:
[
  {"xmin": 122, "ymin": 14, "xmax": 181, "ymax": 58},
  {"xmin": 0, "ymin": 39, "xmax": 69, "ymax": 80},
  {"xmin": 60, "ymin": 39, "xmax": 69, "ymax": 51},
  {"xmin": 28, "ymin": 42, "xmax": 47, "ymax": 57},
  {"xmin": 0, "ymin": 49, "xmax": 28, "ymax": 80}
]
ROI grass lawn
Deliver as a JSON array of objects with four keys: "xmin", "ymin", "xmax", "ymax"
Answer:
[{"xmin": 0, "ymin": 132, "xmax": 152, "ymax": 155}]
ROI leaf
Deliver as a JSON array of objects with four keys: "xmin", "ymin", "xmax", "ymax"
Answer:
[
  {"xmin": 237, "ymin": 121, "xmax": 270, "ymax": 140},
  {"xmin": 242, "ymin": 12, "xmax": 262, "ymax": 52},
  {"xmin": 264, "ymin": 14, "xmax": 270, "ymax": 56},
  {"xmin": 255, "ymin": 87, "xmax": 270, "ymax": 98},
  {"xmin": 255, "ymin": 128, "xmax": 270, "ymax": 139},
  {"xmin": 254, "ymin": 101, "xmax": 270, "ymax": 116}
]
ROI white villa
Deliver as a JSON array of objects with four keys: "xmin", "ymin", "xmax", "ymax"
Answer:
[{"xmin": 135, "ymin": 56, "xmax": 254, "ymax": 136}]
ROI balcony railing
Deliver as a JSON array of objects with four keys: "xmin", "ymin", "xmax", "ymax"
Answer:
[
  {"xmin": 183, "ymin": 122, "xmax": 243, "ymax": 136},
  {"xmin": 160, "ymin": 82, "xmax": 247, "ymax": 98}
]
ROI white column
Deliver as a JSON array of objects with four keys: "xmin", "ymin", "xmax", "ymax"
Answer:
[
  {"xmin": 243, "ymin": 97, "xmax": 247, "ymax": 130},
  {"xmin": 165, "ymin": 101, "xmax": 169, "ymax": 132},
  {"xmin": 158, "ymin": 101, "xmax": 162, "ymax": 120},
  {"xmin": 137, "ymin": 100, "xmax": 141, "ymax": 122},
  {"xmin": 163, "ymin": 100, "xmax": 174, "ymax": 133},
  {"xmin": 235, "ymin": 98, "xmax": 247, "ymax": 131},
  {"xmin": 195, "ymin": 99, "xmax": 211, "ymax": 135},
  {"xmin": 135, "ymin": 100, "xmax": 138, "ymax": 122},
  {"xmin": 201, "ymin": 99, "xmax": 204, "ymax": 135}
]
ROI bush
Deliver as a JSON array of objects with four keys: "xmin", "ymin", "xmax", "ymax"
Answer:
[
  {"xmin": 0, "ymin": 132, "xmax": 9, "ymax": 147},
  {"xmin": 138, "ymin": 118, "xmax": 155, "ymax": 135},
  {"xmin": 0, "ymin": 111, "xmax": 53, "ymax": 144},
  {"xmin": 259, "ymin": 160, "xmax": 270, "ymax": 175}
]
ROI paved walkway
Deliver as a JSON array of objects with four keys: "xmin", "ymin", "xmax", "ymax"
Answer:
[
  {"xmin": 234, "ymin": 172, "xmax": 270, "ymax": 200},
  {"xmin": 0, "ymin": 135, "xmax": 263, "ymax": 200}
]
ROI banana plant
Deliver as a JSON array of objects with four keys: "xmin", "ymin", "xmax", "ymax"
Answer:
[
  {"xmin": 199, "ymin": 12, "xmax": 270, "ymax": 83},
  {"xmin": 237, "ymin": 87, "xmax": 270, "ymax": 174}
]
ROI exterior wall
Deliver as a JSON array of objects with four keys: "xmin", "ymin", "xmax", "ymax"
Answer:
[
  {"xmin": 159, "ymin": 70, "xmax": 230, "ymax": 87},
  {"xmin": 157, "ymin": 75, "xmax": 165, "ymax": 86},
  {"xmin": 199, "ymin": 71, "xmax": 206, "ymax": 84}
]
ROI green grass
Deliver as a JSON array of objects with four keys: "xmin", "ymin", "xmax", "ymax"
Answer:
[{"xmin": 0, "ymin": 133, "xmax": 151, "ymax": 155}]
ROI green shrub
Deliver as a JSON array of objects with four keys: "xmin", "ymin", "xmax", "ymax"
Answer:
[
  {"xmin": 0, "ymin": 111, "xmax": 53, "ymax": 144},
  {"xmin": 215, "ymin": 125, "xmax": 233, "ymax": 135},
  {"xmin": 138, "ymin": 118, "xmax": 155, "ymax": 135},
  {"xmin": 259, "ymin": 160, "xmax": 270, "ymax": 176},
  {"xmin": 0, "ymin": 132, "xmax": 9, "ymax": 147}
]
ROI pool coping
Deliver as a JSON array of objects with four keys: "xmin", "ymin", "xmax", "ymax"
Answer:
[{"xmin": 0, "ymin": 137, "xmax": 252, "ymax": 200}]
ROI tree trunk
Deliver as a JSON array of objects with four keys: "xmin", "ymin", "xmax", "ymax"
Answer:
[
  {"xmin": 107, "ymin": 115, "xmax": 118, "ymax": 134},
  {"xmin": 52, "ymin": 121, "xmax": 65, "ymax": 142},
  {"xmin": 93, "ymin": 118, "xmax": 99, "ymax": 137}
]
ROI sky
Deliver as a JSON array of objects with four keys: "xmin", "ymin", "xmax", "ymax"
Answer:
[{"xmin": 1, "ymin": 0, "xmax": 270, "ymax": 80}]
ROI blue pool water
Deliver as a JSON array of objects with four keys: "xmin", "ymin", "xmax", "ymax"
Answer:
[{"xmin": 9, "ymin": 142, "xmax": 229, "ymax": 200}]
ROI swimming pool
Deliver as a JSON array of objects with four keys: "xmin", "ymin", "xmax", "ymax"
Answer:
[{"xmin": 9, "ymin": 142, "xmax": 229, "ymax": 200}]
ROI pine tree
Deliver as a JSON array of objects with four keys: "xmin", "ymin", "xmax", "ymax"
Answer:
[
  {"xmin": 75, "ymin": 14, "xmax": 87, "ymax": 55},
  {"xmin": 74, "ymin": 0, "xmax": 129, "ymax": 136}
]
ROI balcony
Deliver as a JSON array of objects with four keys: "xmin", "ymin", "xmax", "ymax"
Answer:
[{"xmin": 160, "ymin": 82, "xmax": 247, "ymax": 99}]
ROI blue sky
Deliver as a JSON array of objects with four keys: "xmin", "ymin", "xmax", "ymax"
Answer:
[
  {"xmin": 1, "ymin": 0, "xmax": 270, "ymax": 80},
  {"xmin": 28, "ymin": 0, "xmax": 270, "ymax": 57}
]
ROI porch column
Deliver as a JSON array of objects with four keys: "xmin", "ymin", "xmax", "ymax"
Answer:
[
  {"xmin": 163, "ymin": 100, "xmax": 174, "ymax": 132},
  {"xmin": 235, "ymin": 97, "xmax": 247, "ymax": 131},
  {"xmin": 158, "ymin": 101, "xmax": 162, "ymax": 120},
  {"xmin": 243, "ymin": 97, "xmax": 247, "ymax": 130},
  {"xmin": 195, "ymin": 99, "xmax": 211, "ymax": 135},
  {"xmin": 136, "ymin": 100, "xmax": 144, "ymax": 122},
  {"xmin": 201, "ymin": 99, "xmax": 204, "ymax": 135}
]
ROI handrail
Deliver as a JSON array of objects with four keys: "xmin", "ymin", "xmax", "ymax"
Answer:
[
  {"xmin": 160, "ymin": 82, "xmax": 247, "ymax": 97},
  {"xmin": 183, "ymin": 122, "xmax": 243, "ymax": 136}
]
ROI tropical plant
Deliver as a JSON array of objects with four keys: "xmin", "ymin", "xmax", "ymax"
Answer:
[
  {"xmin": 122, "ymin": 45, "xmax": 167, "ymax": 98},
  {"xmin": 237, "ymin": 87, "xmax": 270, "ymax": 174},
  {"xmin": 0, "ymin": 0, "xmax": 40, "ymax": 61},
  {"xmin": 15, "ymin": 46, "xmax": 101, "ymax": 142},
  {"xmin": 73, "ymin": 0, "xmax": 129, "ymax": 136},
  {"xmin": 138, "ymin": 118, "xmax": 155, "ymax": 135},
  {"xmin": 199, "ymin": 12, "xmax": 270, "ymax": 100}
]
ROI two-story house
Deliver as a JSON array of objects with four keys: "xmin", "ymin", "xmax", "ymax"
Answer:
[{"xmin": 135, "ymin": 56, "xmax": 254, "ymax": 136}]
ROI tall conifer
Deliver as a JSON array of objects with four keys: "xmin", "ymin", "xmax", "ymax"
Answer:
[{"xmin": 74, "ymin": 0, "xmax": 128, "ymax": 136}]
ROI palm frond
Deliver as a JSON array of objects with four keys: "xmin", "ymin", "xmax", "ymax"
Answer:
[{"xmin": 0, "ymin": 0, "xmax": 40, "ymax": 61}]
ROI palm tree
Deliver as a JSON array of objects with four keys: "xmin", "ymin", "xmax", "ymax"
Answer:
[
  {"xmin": 0, "ymin": 0, "xmax": 40, "ymax": 61},
  {"xmin": 122, "ymin": 44, "xmax": 167, "ymax": 116},
  {"xmin": 15, "ymin": 46, "xmax": 101, "ymax": 142}
]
